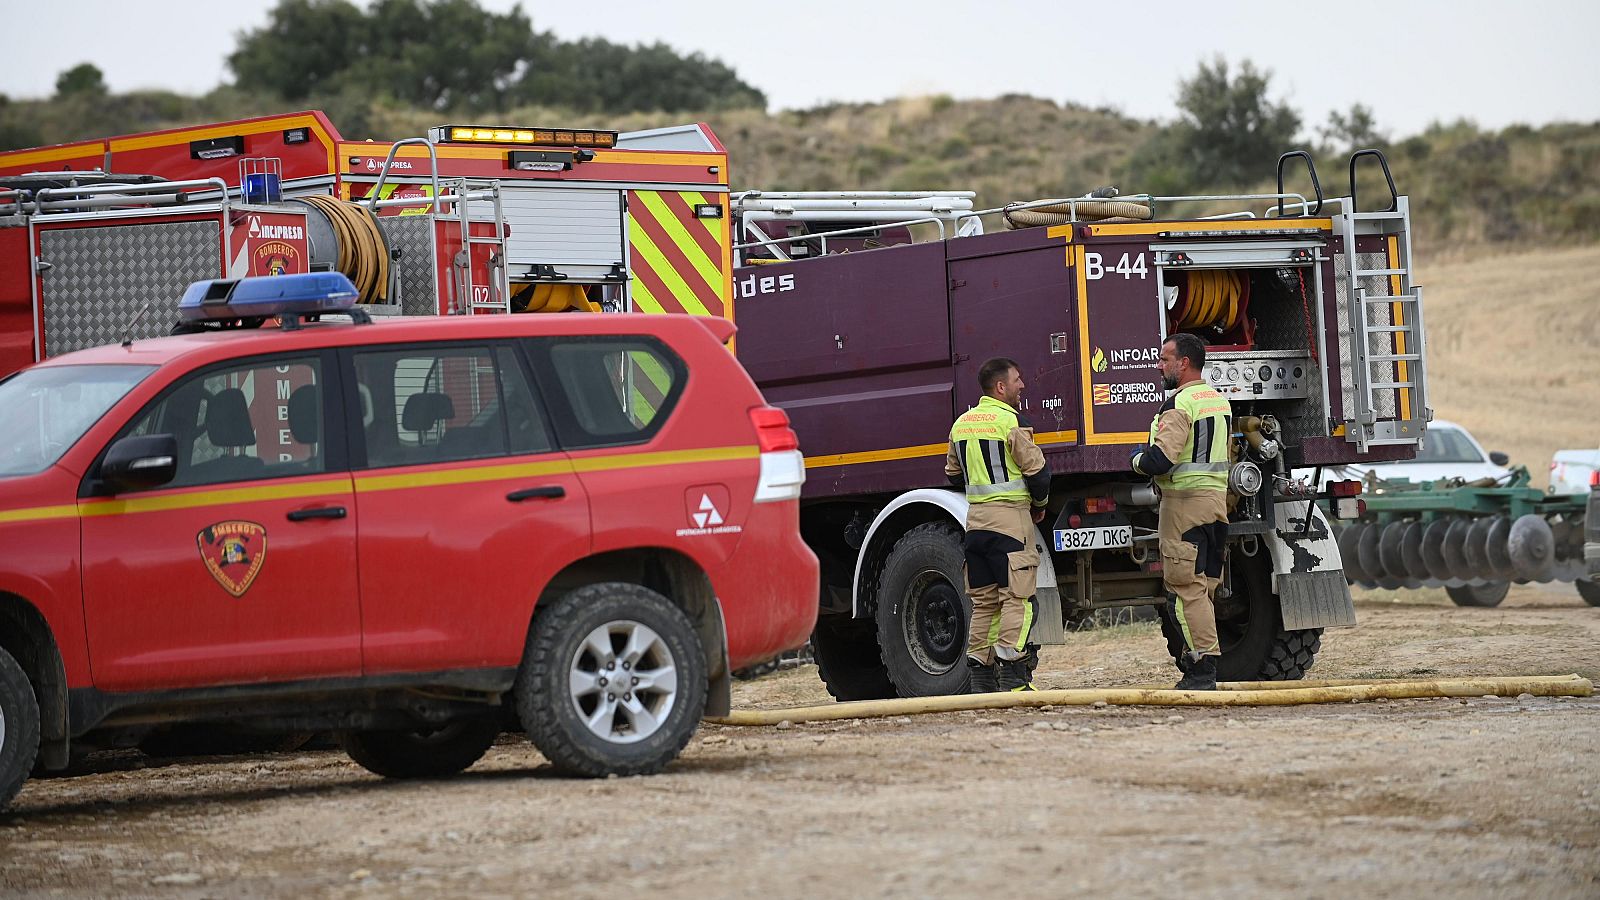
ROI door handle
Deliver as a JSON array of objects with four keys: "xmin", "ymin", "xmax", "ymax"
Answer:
[
  {"xmin": 287, "ymin": 506, "xmax": 347, "ymax": 521},
  {"xmin": 507, "ymin": 486, "xmax": 565, "ymax": 502}
]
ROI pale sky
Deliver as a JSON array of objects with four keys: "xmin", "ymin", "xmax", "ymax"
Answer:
[{"xmin": 5, "ymin": 0, "xmax": 1597, "ymax": 137}]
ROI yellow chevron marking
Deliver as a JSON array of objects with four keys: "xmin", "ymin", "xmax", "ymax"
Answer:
[
  {"xmin": 633, "ymin": 350, "xmax": 672, "ymax": 394},
  {"xmin": 629, "ymin": 223, "xmax": 712, "ymax": 318},
  {"xmin": 636, "ymin": 191, "xmax": 724, "ymax": 301},
  {"xmin": 682, "ymin": 190, "xmax": 723, "ymax": 243},
  {"xmin": 628, "ymin": 274, "xmax": 667, "ymax": 314}
]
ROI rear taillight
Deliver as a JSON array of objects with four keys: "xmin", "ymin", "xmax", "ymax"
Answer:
[
  {"xmin": 750, "ymin": 406, "xmax": 799, "ymax": 453},
  {"xmin": 1084, "ymin": 497, "xmax": 1117, "ymax": 514},
  {"xmin": 1329, "ymin": 480, "xmax": 1363, "ymax": 498},
  {"xmin": 751, "ymin": 405, "xmax": 805, "ymax": 503},
  {"xmin": 1590, "ymin": 470, "xmax": 1599, "ymax": 487}
]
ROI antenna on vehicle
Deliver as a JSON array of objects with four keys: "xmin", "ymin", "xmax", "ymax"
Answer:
[{"xmin": 120, "ymin": 302, "xmax": 151, "ymax": 348}]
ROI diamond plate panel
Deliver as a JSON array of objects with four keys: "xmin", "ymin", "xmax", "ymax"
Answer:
[
  {"xmin": 1251, "ymin": 268, "xmax": 1314, "ymax": 351},
  {"xmin": 376, "ymin": 217, "xmax": 441, "ymax": 316},
  {"xmin": 41, "ymin": 222, "xmax": 220, "ymax": 358},
  {"xmin": 1333, "ymin": 251, "xmax": 1398, "ymax": 421}
]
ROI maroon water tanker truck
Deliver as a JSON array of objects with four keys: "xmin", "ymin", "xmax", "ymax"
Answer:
[{"xmin": 731, "ymin": 151, "xmax": 1429, "ymax": 698}]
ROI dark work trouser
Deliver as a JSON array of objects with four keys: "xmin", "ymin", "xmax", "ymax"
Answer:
[
  {"xmin": 1158, "ymin": 488, "xmax": 1228, "ymax": 657},
  {"xmin": 964, "ymin": 500, "xmax": 1039, "ymax": 664}
]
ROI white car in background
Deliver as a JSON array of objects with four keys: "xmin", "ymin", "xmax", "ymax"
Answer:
[
  {"xmin": 1316, "ymin": 420, "xmax": 1513, "ymax": 486},
  {"xmin": 1550, "ymin": 448, "xmax": 1600, "ymax": 494}
]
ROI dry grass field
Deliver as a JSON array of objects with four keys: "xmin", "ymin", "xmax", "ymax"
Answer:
[{"xmin": 1417, "ymin": 243, "xmax": 1600, "ymax": 486}]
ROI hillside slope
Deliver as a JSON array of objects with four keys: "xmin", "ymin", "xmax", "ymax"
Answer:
[{"xmin": 1417, "ymin": 243, "xmax": 1600, "ymax": 485}]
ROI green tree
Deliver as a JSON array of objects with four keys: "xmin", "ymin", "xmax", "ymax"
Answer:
[
  {"xmin": 229, "ymin": 0, "xmax": 763, "ymax": 115},
  {"xmin": 1321, "ymin": 103, "xmax": 1386, "ymax": 154},
  {"xmin": 1131, "ymin": 58, "xmax": 1302, "ymax": 192},
  {"xmin": 228, "ymin": 0, "xmax": 367, "ymax": 102},
  {"xmin": 54, "ymin": 63, "xmax": 107, "ymax": 98}
]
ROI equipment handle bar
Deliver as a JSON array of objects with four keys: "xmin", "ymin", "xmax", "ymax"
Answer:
[
  {"xmin": 1276, "ymin": 151, "xmax": 1324, "ymax": 217},
  {"xmin": 1348, "ymin": 149, "xmax": 1398, "ymax": 214}
]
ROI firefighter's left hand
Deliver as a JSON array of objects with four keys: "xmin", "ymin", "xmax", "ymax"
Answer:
[
  {"xmin": 1129, "ymin": 444, "xmax": 1147, "ymax": 474},
  {"xmin": 1032, "ymin": 506, "xmax": 1046, "ymax": 524}
]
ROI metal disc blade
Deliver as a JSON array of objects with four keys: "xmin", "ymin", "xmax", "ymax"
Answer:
[
  {"xmin": 1442, "ymin": 518, "xmax": 1474, "ymax": 581},
  {"xmin": 1464, "ymin": 517, "xmax": 1496, "ymax": 580},
  {"xmin": 1420, "ymin": 518, "xmax": 1454, "ymax": 581},
  {"xmin": 1484, "ymin": 515, "xmax": 1517, "ymax": 579},
  {"xmin": 1358, "ymin": 521, "xmax": 1388, "ymax": 580},
  {"xmin": 1338, "ymin": 522, "xmax": 1371, "ymax": 584},
  {"xmin": 1378, "ymin": 521, "xmax": 1410, "ymax": 582},
  {"xmin": 1507, "ymin": 514, "xmax": 1556, "ymax": 582},
  {"xmin": 1399, "ymin": 520, "xmax": 1429, "ymax": 580}
]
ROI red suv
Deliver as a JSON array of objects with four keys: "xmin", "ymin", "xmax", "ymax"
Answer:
[{"xmin": 0, "ymin": 274, "xmax": 816, "ymax": 809}]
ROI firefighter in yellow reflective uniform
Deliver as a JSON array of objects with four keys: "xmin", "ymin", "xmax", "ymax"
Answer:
[
  {"xmin": 1130, "ymin": 333, "xmax": 1233, "ymax": 691},
  {"xmin": 944, "ymin": 357, "xmax": 1050, "ymax": 693}
]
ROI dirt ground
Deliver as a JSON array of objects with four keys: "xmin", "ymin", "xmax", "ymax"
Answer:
[{"xmin": 2, "ymin": 582, "xmax": 1596, "ymax": 899}]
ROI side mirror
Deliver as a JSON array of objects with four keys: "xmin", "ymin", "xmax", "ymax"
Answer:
[
  {"xmin": 101, "ymin": 434, "xmax": 178, "ymax": 492},
  {"xmin": 1489, "ymin": 451, "xmax": 1510, "ymax": 467}
]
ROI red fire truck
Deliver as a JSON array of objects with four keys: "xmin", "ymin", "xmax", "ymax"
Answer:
[
  {"xmin": 0, "ymin": 111, "xmax": 732, "ymax": 378},
  {"xmin": 0, "ymin": 116, "xmax": 1429, "ymax": 699}
]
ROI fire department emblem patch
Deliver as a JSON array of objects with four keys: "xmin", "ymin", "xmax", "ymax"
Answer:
[{"xmin": 197, "ymin": 521, "xmax": 268, "ymax": 598}]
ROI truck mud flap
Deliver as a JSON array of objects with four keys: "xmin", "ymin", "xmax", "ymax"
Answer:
[
  {"xmin": 1031, "ymin": 587, "xmax": 1066, "ymax": 645},
  {"xmin": 1276, "ymin": 570, "xmax": 1356, "ymax": 630},
  {"xmin": 1031, "ymin": 526, "xmax": 1066, "ymax": 645},
  {"xmin": 1265, "ymin": 499, "xmax": 1357, "ymax": 629}
]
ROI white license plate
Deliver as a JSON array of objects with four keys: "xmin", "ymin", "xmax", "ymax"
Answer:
[{"xmin": 1053, "ymin": 525, "xmax": 1133, "ymax": 552}]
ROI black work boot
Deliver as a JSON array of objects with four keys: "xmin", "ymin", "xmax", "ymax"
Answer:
[
  {"xmin": 966, "ymin": 657, "xmax": 998, "ymax": 694},
  {"xmin": 1020, "ymin": 643, "xmax": 1041, "ymax": 679},
  {"xmin": 997, "ymin": 657, "xmax": 1036, "ymax": 692},
  {"xmin": 1174, "ymin": 653, "xmax": 1218, "ymax": 691}
]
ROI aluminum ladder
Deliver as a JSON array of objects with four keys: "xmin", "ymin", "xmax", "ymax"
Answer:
[
  {"xmin": 1335, "ymin": 193, "xmax": 1431, "ymax": 452},
  {"xmin": 442, "ymin": 177, "xmax": 511, "ymax": 315}
]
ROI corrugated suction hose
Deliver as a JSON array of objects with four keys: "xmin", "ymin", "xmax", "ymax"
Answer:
[
  {"xmin": 1004, "ymin": 199, "xmax": 1154, "ymax": 229},
  {"xmin": 300, "ymin": 195, "xmax": 391, "ymax": 304}
]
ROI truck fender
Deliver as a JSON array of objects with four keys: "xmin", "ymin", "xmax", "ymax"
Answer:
[
  {"xmin": 1261, "ymin": 497, "xmax": 1357, "ymax": 630},
  {"xmin": 850, "ymin": 490, "xmax": 1058, "ymax": 618}
]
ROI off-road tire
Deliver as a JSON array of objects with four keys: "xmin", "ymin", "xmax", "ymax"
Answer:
[
  {"xmin": 517, "ymin": 583, "xmax": 705, "ymax": 777},
  {"xmin": 812, "ymin": 615, "xmax": 896, "ymax": 701},
  {"xmin": 0, "ymin": 646, "xmax": 39, "ymax": 811},
  {"xmin": 1159, "ymin": 550, "xmax": 1321, "ymax": 681},
  {"xmin": 1574, "ymin": 579, "xmax": 1600, "ymax": 607},
  {"xmin": 338, "ymin": 715, "xmax": 501, "ymax": 779},
  {"xmin": 1446, "ymin": 582, "xmax": 1510, "ymax": 607},
  {"xmin": 874, "ymin": 523, "xmax": 970, "ymax": 697}
]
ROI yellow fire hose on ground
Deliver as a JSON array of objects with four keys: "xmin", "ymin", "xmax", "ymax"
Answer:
[{"xmin": 706, "ymin": 675, "xmax": 1593, "ymax": 726}]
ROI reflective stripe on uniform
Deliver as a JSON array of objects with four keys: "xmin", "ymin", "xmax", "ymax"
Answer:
[
  {"xmin": 1170, "ymin": 461, "xmax": 1229, "ymax": 474},
  {"xmin": 1014, "ymin": 598, "xmax": 1035, "ymax": 650},
  {"xmin": 1150, "ymin": 382, "xmax": 1232, "ymax": 492},
  {"xmin": 967, "ymin": 478, "xmax": 1027, "ymax": 497},
  {"xmin": 951, "ymin": 395, "xmax": 1031, "ymax": 504}
]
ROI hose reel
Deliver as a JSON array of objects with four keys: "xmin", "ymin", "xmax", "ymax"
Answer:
[
  {"xmin": 292, "ymin": 195, "xmax": 392, "ymax": 304},
  {"xmin": 1168, "ymin": 269, "xmax": 1255, "ymax": 347}
]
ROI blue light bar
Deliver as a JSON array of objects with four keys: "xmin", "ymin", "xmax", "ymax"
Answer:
[{"xmin": 179, "ymin": 273, "xmax": 359, "ymax": 322}]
